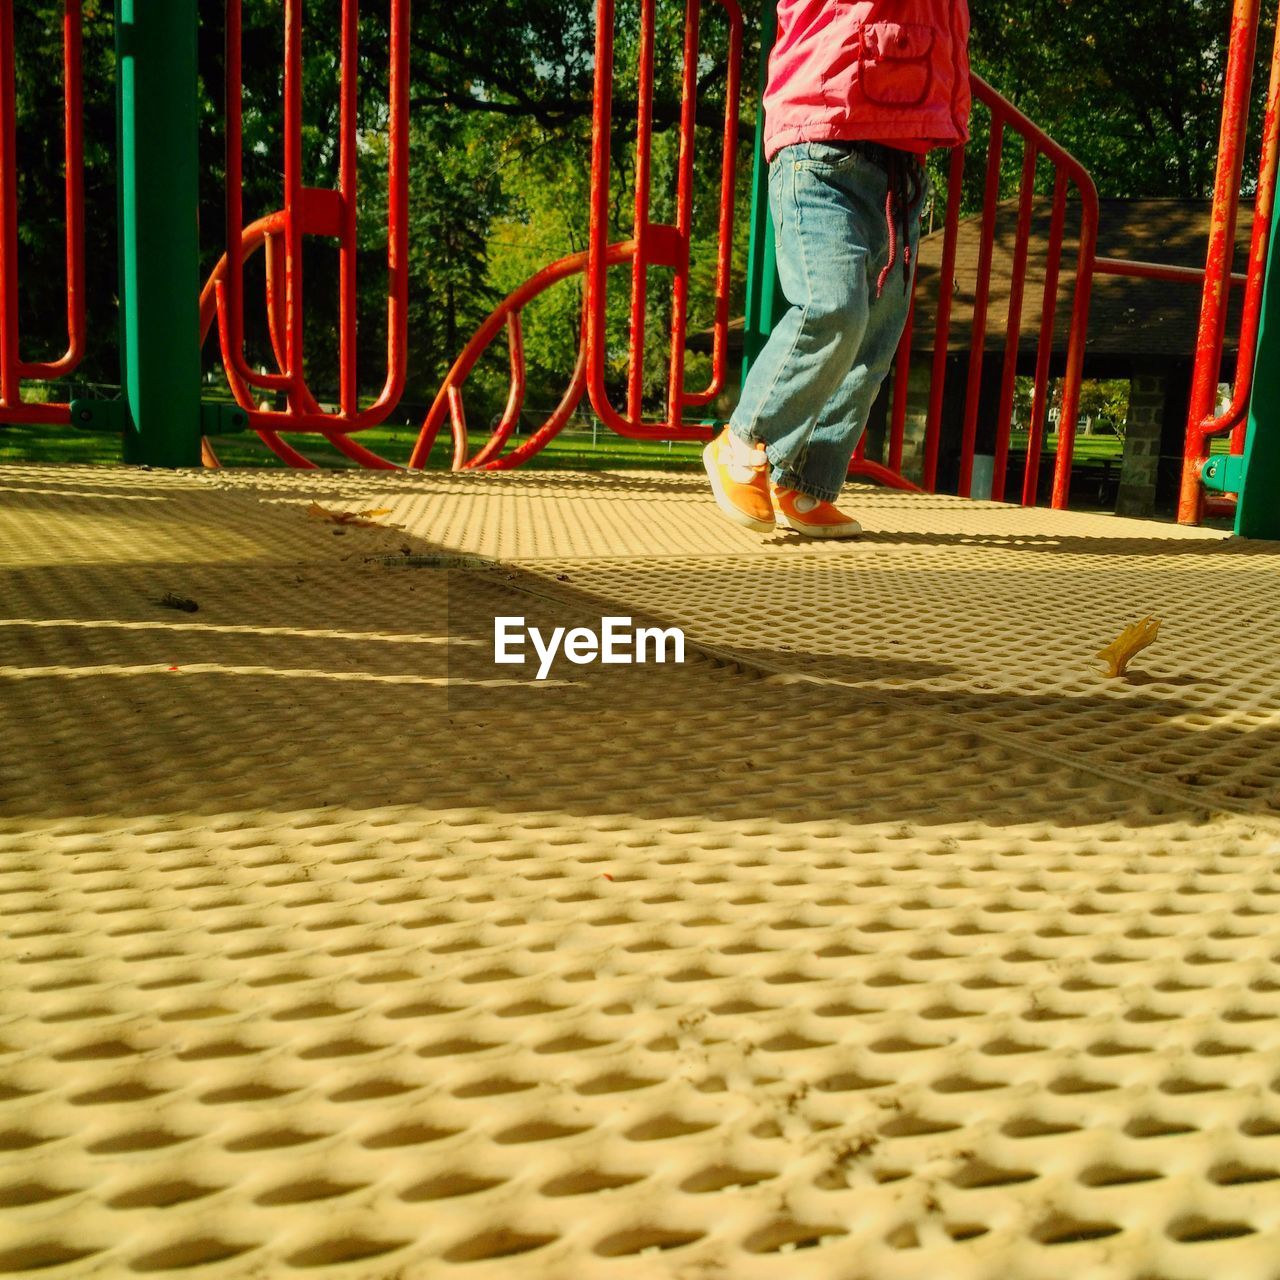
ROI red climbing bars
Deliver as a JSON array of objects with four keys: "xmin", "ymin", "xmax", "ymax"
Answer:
[
  {"xmin": 215, "ymin": 0, "xmax": 408, "ymax": 465},
  {"xmin": 412, "ymin": 0, "xmax": 744, "ymax": 472},
  {"xmin": 584, "ymin": 0, "xmax": 743, "ymax": 441},
  {"xmin": 0, "ymin": 0, "xmax": 84, "ymax": 425}
]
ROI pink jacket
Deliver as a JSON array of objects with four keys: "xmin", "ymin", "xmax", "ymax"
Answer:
[{"xmin": 763, "ymin": 1, "xmax": 972, "ymax": 160}]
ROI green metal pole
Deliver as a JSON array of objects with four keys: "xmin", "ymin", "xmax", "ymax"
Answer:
[
  {"xmin": 741, "ymin": 0, "xmax": 783, "ymax": 380},
  {"xmin": 1235, "ymin": 190, "xmax": 1280, "ymax": 538},
  {"xmin": 115, "ymin": 0, "xmax": 201, "ymax": 467}
]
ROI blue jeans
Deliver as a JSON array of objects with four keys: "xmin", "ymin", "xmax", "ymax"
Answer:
[{"xmin": 731, "ymin": 142, "xmax": 925, "ymax": 503}]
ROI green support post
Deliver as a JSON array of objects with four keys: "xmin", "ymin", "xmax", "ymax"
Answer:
[
  {"xmin": 115, "ymin": 0, "xmax": 201, "ymax": 467},
  {"xmin": 1235, "ymin": 190, "xmax": 1280, "ymax": 539},
  {"xmin": 741, "ymin": 0, "xmax": 783, "ymax": 380}
]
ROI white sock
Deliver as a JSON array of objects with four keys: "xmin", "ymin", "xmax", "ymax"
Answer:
[{"xmin": 726, "ymin": 430, "xmax": 761, "ymax": 467}]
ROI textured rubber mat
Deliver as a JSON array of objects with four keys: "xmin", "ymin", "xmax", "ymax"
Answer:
[
  {"xmin": 517, "ymin": 540, "xmax": 1280, "ymax": 821},
  {"xmin": 2, "ymin": 465, "xmax": 1280, "ymax": 1280}
]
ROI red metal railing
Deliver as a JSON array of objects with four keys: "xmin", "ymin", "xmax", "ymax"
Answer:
[
  {"xmin": 1179, "ymin": 0, "xmax": 1280, "ymax": 523},
  {"xmin": 204, "ymin": 0, "xmax": 409, "ymax": 469},
  {"xmin": 869, "ymin": 79, "xmax": 1100, "ymax": 509},
  {"xmin": 425, "ymin": 51, "xmax": 1104, "ymax": 502},
  {"xmin": 4, "ymin": 0, "xmax": 1268, "ymax": 517},
  {"xmin": 0, "ymin": 0, "xmax": 84, "ymax": 426},
  {"xmin": 411, "ymin": 0, "xmax": 743, "ymax": 470}
]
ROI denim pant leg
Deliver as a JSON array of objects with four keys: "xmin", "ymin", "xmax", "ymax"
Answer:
[
  {"xmin": 804, "ymin": 194, "xmax": 923, "ymax": 490},
  {"xmin": 730, "ymin": 143, "xmax": 920, "ymax": 503}
]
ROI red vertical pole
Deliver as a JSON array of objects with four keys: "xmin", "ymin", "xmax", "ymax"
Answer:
[
  {"xmin": 1179, "ymin": 0, "xmax": 1261, "ymax": 523},
  {"xmin": 958, "ymin": 117, "xmax": 1004, "ymax": 497},
  {"xmin": 585, "ymin": 0, "xmax": 616, "ymax": 430},
  {"xmin": 1050, "ymin": 195, "xmax": 1098, "ymax": 509},
  {"xmin": 887, "ymin": 291, "xmax": 915, "ymax": 474},
  {"xmin": 382, "ymin": 0, "xmax": 409, "ymax": 414},
  {"xmin": 1023, "ymin": 173, "xmax": 1067, "ymax": 506},
  {"xmin": 0, "ymin": 0, "xmax": 19, "ymax": 409},
  {"xmin": 992, "ymin": 144, "xmax": 1037, "ymax": 502},
  {"xmin": 683, "ymin": 0, "xmax": 743, "ymax": 408},
  {"xmin": 283, "ymin": 0, "xmax": 305, "ymax": 404},
  {"xmin": 0, "ymin": 1, "xmax": 84, "ymax": 413},
  {"xmin": 20, "ymin": 0, "xmax": 85, "ymax": 384},
  {"xmin": 57, "ymin": 0, "xmax": 84, "ymax": 379},
  {"xmin": 923, "ymin": 145, "xmax": 966, "ymax": 491},
  {"xmin": 338, "ymin": 0, "xmax": 358, "ymax": 416},
  {"xmin": 626, "ymin": 0, "xmax": 655, "ymax": 423},
  {"xmin": 666, "ymin": 0, "xmax": 701, "ymax": 425}
]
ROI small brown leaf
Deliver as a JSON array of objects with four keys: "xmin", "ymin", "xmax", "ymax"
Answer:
[{"xmin": 1096, "ymin": 615, "xmax": 1161, "ymax": 678}]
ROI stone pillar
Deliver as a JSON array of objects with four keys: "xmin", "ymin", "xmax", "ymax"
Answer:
[{"xmin": 1115, "ymin": 363, "xmax": 1166, "ymax": 518}]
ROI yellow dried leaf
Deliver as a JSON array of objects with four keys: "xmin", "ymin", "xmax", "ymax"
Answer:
[
  {"xmin": 1096, "ymin": 615, "xmax": 1161, "ymax": 678},
  {"xmin": 307, "ymin": 502, "xmax": 399, "ymax": 528}
]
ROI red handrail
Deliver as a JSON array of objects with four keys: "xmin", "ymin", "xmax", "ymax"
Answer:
[
  {"xmin": 874, "ymin": 76, "xmax": 1099, "ymax": 508},
  {"xmin": 0, "ymin": 0, "xmax": 84, "ymax": 425},
  {"xmin": 1179, "ymin": 0, "xmax": 1280, "ymax": 523}
]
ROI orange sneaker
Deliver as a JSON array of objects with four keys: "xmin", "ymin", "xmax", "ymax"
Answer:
[
  {"xmin": 702, "ymin": 427, "xmax": 774, "ymax": 533},
  {"xmin": 772, "ymin": 486, "xmax": 863, "ymax": 539}
]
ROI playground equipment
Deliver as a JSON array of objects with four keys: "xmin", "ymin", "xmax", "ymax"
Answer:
[
  {"xmin": 407, "ymin": 0, "xmax": 1280, "ymax": 526},
  {"xmin": 0, "ymin": 0, "xmax": 83, "ymax": 427},
  {"xmin": 410, "ymin": 0, "xmax": 745, "ymax": 471},
  {"xmin": 1180, "ymin": 0, "xmax": 1280, "ymax": 528},
  {"xmin": 204, "ymin": 0, "xmax": 410, "ymax": 471},
  {"xmin": 0, "ymin": 1, "xmax": 1276, "ymax": 534}
]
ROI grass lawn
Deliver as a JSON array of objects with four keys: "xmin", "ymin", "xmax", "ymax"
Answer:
[{"xmin": 2, "ymin": 417, "xmax": 1129, "ymax": 472}]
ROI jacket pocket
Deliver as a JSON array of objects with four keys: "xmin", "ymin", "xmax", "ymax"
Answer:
[{"xmin": 858, "ymin": 21, "xmax": 936, "ymax": 108}]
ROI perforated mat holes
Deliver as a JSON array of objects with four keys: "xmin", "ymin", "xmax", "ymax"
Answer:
[
  {"xmin": 129, "ymin": 1238, "xmax": 255, "ymax": 1272},
  {"xmin": 451, "ymin": 1074, "xmax": 538, "ymax": 1099},
  {"xmin": 284, "ymin": 1237, "xmax": 412, "ymax": 1268},
  {"xmin": 108, "ymin": 1180, "xmax": 225, "ymax": 1210},
  {"xmin": 0, "ymin": 1243, "xmax": 102, "ymax": 1272},
  {"xmin": 692, "ymin": 1163, "xmax": 793, "ymax": 1197},
  {"xmin": 744, "ymin": 1221, "xmax": 849, "ymax": 1254},
  {"xmin": 1032, "ymin": 1217, "xmax": 1124, "ymax": 1246},
  {"xmin": 1165, "ymin": 1217, "xmax": 1257, "ymax": 1244},
  {"xmin": 589, "ymin": 1226, "xmax": 704, "ymax": 1258},
  {"xmin": 200, "ymin": 1082, "xmax": 298, "ymax": 1105},
  {"xmin": 399, "ymin": 1172, "xmax": 508, "ymax": 1201},
  {"xmin": 625, "ymin": 1112, "xmax": 719, "ymax": 1141},
  {"xmin": 1078, "ymin": 1164, "xmax": 1164, "ymax": 1188},
  {"xmin": 948, "ymin": 1159, "xmax": 1039, "ymax": 1189},
  {"xmin": 0, "ymin": 1181, "xmax": 80, "ymax": 1208},
  {"xmin": 538, "ymin": 1169, "xmax": 646, "ymax": 1197},
  {"xmin": 442, "ymin": 1229, "xmax": 558, "ymax": 1264},
  {"xmin": 87, "ymin": 1125, "xmax": 196, "ymax": 1154}
]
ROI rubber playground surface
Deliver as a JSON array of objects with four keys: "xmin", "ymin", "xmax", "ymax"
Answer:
[{"xmin": 2, "ymin": 462, "xmax": 1280, "ymax": 1279}]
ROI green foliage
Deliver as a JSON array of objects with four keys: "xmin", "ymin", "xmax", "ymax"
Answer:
[
  {"xmin": 2, "ymin": 0, "xmax": 1271, "ymax": 442},
  {"xmin": 1076, "ymin": 377, "xmax": 1131, "ymax": 437},
  {"xmin": 970, "ymin": 0, "xmax": 1275, "ymax": 199}
]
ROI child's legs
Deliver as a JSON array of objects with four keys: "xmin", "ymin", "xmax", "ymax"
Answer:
[
  {"xmin": 729, "ymin": 144, "xmax": 879, "ymax": 503},
  {"xmin": 794, "ymin": 206, "xmax": 923, "ymax": 496},
  {"xmin": 730, "ymin": 143, "xmax": 922, "ymax": 503}
]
